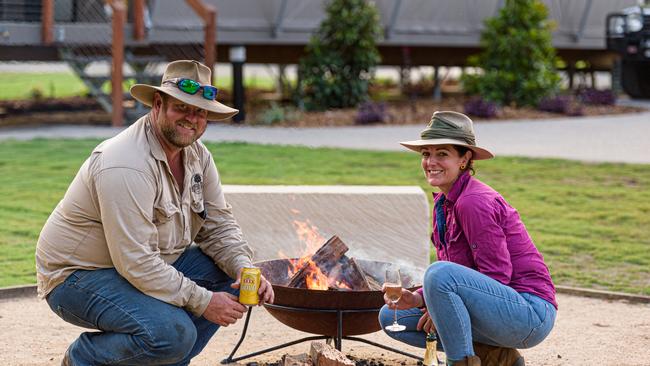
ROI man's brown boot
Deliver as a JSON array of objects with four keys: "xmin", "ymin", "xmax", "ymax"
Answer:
[
  {"xmin": 450, "ymin": 355, "xmax": 481, "ymax": 366},
  {"xmin": 473, "ymin": 342, "xmax": 525, "ymax": 366},
  {"xmin": 61, "ymin": 349, "xmax": 71, "ymax": 366}
]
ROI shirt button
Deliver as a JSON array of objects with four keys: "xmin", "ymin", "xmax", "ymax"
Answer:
[{"xmin": 471, "ymin": 244, "xmax": 478, "ymax": 250}]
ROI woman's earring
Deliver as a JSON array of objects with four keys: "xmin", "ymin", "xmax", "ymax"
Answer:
[{"xmin": 460, "ymin": 164, "xmax": 466, "ymax": 170}]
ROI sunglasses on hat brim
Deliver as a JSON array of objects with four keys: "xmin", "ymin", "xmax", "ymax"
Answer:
[{"xmin": 163, "ymin": 78, "xmax": 218, "ymax": 101}]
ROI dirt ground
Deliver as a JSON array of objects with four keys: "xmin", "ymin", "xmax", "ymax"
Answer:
[{"xmin": 1, "ymin": 293, "xmax": 649, "ymax": 366}]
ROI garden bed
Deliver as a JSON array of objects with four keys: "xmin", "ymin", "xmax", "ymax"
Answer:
[{"xmin": 0, "ymin": 94, "xmax": 644, "ymax": 129}]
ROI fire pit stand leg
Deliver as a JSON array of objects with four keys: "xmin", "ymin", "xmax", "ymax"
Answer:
[
  {"xmin": 335, "ymin": 309, "xmax": 343, "ymax": 350},
  {"xmin": 221, "ymin": 306, "xmax": 329, "ymax": 364},
  {"xmin": 221, "ymin": 305, "xmax": 424, "ymax": 364}
]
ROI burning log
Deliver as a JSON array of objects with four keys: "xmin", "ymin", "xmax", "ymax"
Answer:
[
  {"xmin": 362, "ymin": 272, "xmax": 382, "ymax": 291},
  {"xmin": 333, "ymin": 257, "xmax": 371, "ymax": 291},
  {"xmin": 288, "ymin": 235, "xmax": 349, "ymax": 288},
  {"xmin": 287, "ymin": 235, "xmax": 377, "ymax": 291}
]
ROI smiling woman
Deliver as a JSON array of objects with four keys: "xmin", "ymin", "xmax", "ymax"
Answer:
[
  {"xmin": 420, "ymin": 145, "xmax": 470, "ymax": 194},
  {"xmin": 380, "ymin": 111, "xmax": 557, "ymax": 365}
]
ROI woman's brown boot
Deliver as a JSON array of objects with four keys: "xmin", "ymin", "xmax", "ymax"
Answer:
[
  {"xmin": 472, "ymin": 342, "xmax": 525, "ymax": 366},
  {"xmin": 450, "ymin": 355, "xmax": 481, "ymax": 366}
]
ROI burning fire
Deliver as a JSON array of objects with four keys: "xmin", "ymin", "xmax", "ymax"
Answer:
[
  {"xmin": 292, "ymin": 219, "xmax": 326, "ymax": 257},
  {"xmin": 304, "ymin": 259, "xmax": 329, "ymax": 289},
  {"xmin": 285, "ymin": 219, "xmax": 351, "ymax": 290}
]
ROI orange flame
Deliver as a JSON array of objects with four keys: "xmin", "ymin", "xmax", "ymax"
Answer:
[
  {"xmin": 292, "ymin": 219, "xmax": 326, "ymax": 258},
  {"xmin": 282, "ymin": 219, "xmax": 354, "ymax": 290},
  {"xmin": 304, "ymin": 260, "xmax": 329, "ymax": 290}
]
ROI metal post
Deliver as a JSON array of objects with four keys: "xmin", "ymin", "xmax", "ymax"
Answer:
[
  {"xmin": 336, "ymin": 310, "xmax": 343, "ymax": 351},
  {"xmin": 433, "ymin": 65, "xmax": 442, "ymax": 102},
  {"xmin": 230, "ymin": 46, "xmax": 246, "ymax": 123},
  {"xmin": 611, "ymin": 59, "xmax": 622, "ymax": 95},
  {"xmin": 110, "ymin": 1, "xmax": 126, "ymax": 127}
]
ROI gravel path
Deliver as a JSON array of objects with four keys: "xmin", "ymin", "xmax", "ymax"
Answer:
[{"xmin": 1, "ymin": 293, "xmax": 649, "ymax": 366}]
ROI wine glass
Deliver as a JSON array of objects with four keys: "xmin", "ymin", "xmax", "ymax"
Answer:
[{"xmin": 384, "ymin": 268, "xmax": 406, "ymax": 332}]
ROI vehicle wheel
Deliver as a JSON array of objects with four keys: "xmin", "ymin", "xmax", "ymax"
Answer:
[{"xmin": 621, "ymin": 60, "xmax": 650, "ymax": 99}]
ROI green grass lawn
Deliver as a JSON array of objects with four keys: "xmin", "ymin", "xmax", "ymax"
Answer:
[
  {"xmin": 1, "ymin": 139, "xmax": 649, "ymax": 295},
  {"xmin": 0, "ymin": 73, "xmax": 88, "ymax": 100},
  {"xmin": 0, "ymin": 72, "xmax": 276, "ymax": 100}
]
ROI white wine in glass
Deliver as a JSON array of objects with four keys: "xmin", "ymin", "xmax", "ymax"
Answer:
[{"xmin": 385, "ymin": 268, "xmax": 406, "ymax": 332}]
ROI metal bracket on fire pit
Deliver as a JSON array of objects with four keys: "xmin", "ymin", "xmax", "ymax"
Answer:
[{"xmin": 221, "ymin": 304, "xmax": 423, "ymax": 364}]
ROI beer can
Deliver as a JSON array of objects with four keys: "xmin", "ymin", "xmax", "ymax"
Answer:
[{"xmin": 238, "ymin": 267, "xmax": 261, "ymax": 305}]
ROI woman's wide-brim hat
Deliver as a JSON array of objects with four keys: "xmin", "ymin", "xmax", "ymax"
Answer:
[
  {"xmin": 130, "ymin": 60, "xmax": 238, "ymax": 121},
  {"xmin": 399, "ymin": 111, "xmax": 494, "ymax": 160}
]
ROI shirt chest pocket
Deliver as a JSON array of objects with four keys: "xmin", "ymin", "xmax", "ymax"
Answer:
[
  {"xmin": 445, "ymin": 216, "xmax": 475, "ymax": 266},
  {"xmin": 446, "ymin": 216, "xmax": 463, "ymax": 244},
  {"xmin": 153, "ymin": 201, "xmax": 180, "ymax": 251}
]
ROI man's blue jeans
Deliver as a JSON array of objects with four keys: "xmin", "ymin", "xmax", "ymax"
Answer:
[
  {"xmin": 379, "ymin": 261, "xmax": 556, "ymax": 362},
  {"xmin": 46, "ymin": 246, "xmax": 236, "ymax": 365}
]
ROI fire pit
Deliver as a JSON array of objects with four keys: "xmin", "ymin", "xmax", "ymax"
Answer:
[
  {"xmin": 221, "ymin": 257, "xmax": 423, "ymax": 364},
  {"xmin": 257, "ymin": 257, "xmax": 421, "ymax": 336}
]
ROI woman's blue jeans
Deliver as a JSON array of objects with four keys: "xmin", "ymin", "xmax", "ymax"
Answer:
[
  {"xmin": 379, "ymin": 261, "xmax": 556, "ymax": 362},
  {"xmin": 46, "ymin": 246, "xmax": 237, "ymax": 366}
]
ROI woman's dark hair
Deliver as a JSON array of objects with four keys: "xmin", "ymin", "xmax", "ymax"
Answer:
[{"xmin": 451, "ymin": 145, "xmax": 476, "ymax": 175}]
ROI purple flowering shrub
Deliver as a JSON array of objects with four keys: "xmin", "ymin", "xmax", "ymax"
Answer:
[
  {"xmin": 538, "ymin": 95, "xmax": 584, "ymax": 116},
  {"xmin": 463, "ymin": 97, "xmax": 498, "ymax": 118},
  {"xmin": 577, "ymin": 88, "xmax": 617, "ymax": 106},
  {"xmin": 538, "ymin": 95, "xmax": 571, "ymax": 113},
  {"xmin": 355, "ymin": 102, "xmax": 388, "ymax": 125}
]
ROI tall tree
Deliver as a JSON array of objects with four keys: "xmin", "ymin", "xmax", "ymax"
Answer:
[
  {"xmin": 462, "ymin": 0, "xmax": 561, "ymax": 107},
  {"xmin": 297, "ymin": 0, "xmax": 382, "ymax": 111}
]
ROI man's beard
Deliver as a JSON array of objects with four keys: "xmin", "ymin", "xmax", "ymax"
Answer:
[{"xmin": 158, "ymin": 115, "xmax": 204, "ymax": 148}]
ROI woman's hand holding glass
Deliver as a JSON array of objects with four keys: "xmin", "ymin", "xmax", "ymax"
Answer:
[
  {"xmin": 383, "ymin": 287, "xmax": 424, "ymax": 309},
  {"xmin": 383, "ymin": 269, "xmax": 406, "ymax": 332},
  {"xmin": 383, "ymin": 269, "xmax": 426, "ymax": 332}
]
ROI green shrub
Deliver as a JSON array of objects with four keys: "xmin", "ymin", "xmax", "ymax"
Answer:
[
  {"xmin": 29, "ymin": 87, "xmax": 44, "ymax": 100},
  {"xmin": 461, "ymin": 0, "xmax": 561, "ymax": 107},
  {"xmin": 257, "ymin": 102, "xmax": 300, "ymax": 125},
  {"xmin": 297, "ymin": 0, "xmax": 382, "ymax": 111}
]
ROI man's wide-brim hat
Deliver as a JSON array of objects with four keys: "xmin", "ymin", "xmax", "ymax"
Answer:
[
  {"xmin": 399, "ymin": 111, "xmax": 494, "ymax": 160},
  {"xmin": 130, "ymin": 60, "xmax": 238, "ymax": 121}
]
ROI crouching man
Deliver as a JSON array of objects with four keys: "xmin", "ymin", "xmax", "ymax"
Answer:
[{"xmin": 36, "ymin": 60, "xmax": 274, "ymax": 365}]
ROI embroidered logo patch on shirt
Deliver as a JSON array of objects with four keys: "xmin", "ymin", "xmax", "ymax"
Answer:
[{"xmin": 191, "ymin": 173, "xmax": 203, "ymax": 195}]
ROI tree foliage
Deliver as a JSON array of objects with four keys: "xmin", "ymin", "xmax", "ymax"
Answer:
[
  {"xmin": 462, "ymin": 0, "xmax": 561, "ymax": 107},
  {"xmin": 297, "ymin": 0, "xmax": 381, "ymax": 111}
]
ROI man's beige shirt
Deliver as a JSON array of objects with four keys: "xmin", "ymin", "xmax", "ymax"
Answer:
[{"xmin": 36, "ymin": 115, "xmax": 253, "ymax": 316}]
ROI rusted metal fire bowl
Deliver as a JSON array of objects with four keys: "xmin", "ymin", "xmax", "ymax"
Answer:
[{"xmin": 256, "ymin": 258, "xmax": 422, "ymax": 337}]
